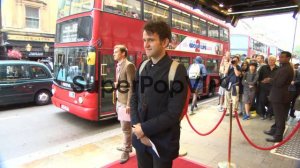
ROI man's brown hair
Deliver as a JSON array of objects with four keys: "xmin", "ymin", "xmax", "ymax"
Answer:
[
  {"xmin": 143, "ymin": 20, "xmax": 171, "ymax": 42},
  {"xmin": 114, "ymin": 45, "xmax": 128, "ymax": 57}
]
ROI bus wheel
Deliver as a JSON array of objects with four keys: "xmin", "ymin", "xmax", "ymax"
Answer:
[
  {"xmin": 35, "ymin": 90, "xmax": 51, "ymax": 105},
  {"xmin": 208, "ymin": 82, "xmax": 216, "ymax": 97}
]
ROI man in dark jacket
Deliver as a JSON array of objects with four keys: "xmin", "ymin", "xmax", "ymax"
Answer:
[
  {"xmin": 264, "ymin": 51, "xmax": 294, "ymax": 142},
  {"xmin": 130, "ymin": 21, "xmax": 188, "ymax": 168},
  {"xmin": 257, "ymin": 55, "xmax": 279, "ymax": 120}
]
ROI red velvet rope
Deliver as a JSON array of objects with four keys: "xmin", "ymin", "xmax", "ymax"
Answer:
[
  {"xmin": 234, "ymin": 111, "xmax": 300, "ymax": 150},
  {"xmin": 185, "ymin": 109, "xmax": 227, "ymax": 136}
]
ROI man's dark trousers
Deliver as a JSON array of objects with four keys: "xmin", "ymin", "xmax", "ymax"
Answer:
[
  {"xmin": 270, "ymin": 102, "xmax": 290, "ymax": 139},
  {"xmin": 136, "ymin": 149, "xmax": 172, "ymax": 168}
]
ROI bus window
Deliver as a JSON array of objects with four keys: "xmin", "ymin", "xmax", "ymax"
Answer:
[
  {"xmin": 128, "ymin": 54, "xmax": 136, "ymax": 65},
  {"xmin": 171, "ymin": 56, "xmax": 190, "ymax": 70},
  {"xmin": 192, "ymin": 16, "xmax": 207, "ymax": 36},
  {"xmin": 144, "ymin": 0, "xmax": 169, "ymax": 23},
  {"xmin": 142, "ymin": 54, "xmax": 148, "ymax": 61},
  {"xmin": 172, "ymin": 8, "xmax": 191, "ymax": 32},
  {"xmin": 220, "ymin": 27, "xmax": 229, "ymax": 41},
  {"xmin": 103, "ymin": 0, "xmax": 141, "ymax": 19},
  {"xmin": 205, "ymin": 59, "xmax": 219, "ymax": 74},
  {"xmin": 57, "ymin": 0, "xmax": 94, "ymax": 19},
  {"xmin": 208, "ymin": 22, "xmax": 219, "ymax": 39},
  {"xmin": 56, "ymin": 17, "xmax": 92, "ymax": 43}
]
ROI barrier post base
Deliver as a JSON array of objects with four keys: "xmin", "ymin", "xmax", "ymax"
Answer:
[{"xmin": 218, "ymin": 161, "xmax": 237, "ymax": 168}]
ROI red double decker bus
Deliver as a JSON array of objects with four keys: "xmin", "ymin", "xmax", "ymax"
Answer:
[{"xmin": 52, "ymin": 0, "xmax": 230, "ymax": 121}]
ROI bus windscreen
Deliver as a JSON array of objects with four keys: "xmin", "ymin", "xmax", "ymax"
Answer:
[{"xmin": 54, "ymin": 47, "xmax": 95, "ymax": 90}]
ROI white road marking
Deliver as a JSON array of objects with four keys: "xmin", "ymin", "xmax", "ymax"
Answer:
[{"xmin": 0, "ymin": 116, "xmax": 20, "ymax": 121}]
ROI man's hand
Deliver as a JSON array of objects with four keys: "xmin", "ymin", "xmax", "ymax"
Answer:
[
  {"xmin": 132, "ymin": 123, "xmax": 144, "ymax": 139},
  {"xmin": 262, "ymin": 77, "xmax": 271, "ymax": 84},
  {"xmin": 140, "ymin": 136, "xmax": 152, "ymax": 147},
  {"xmin": 126, "ymin": 106, "xmax": 130, "ymax": 114}
]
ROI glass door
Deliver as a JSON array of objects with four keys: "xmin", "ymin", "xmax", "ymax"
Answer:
[{"xmin": 99, "ymin": 53, "xmax": 115, "ymax": 114}]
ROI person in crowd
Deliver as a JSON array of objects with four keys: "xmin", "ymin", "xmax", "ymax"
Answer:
[
  {"xmin": 257, "ymin": 56, "xmax": 278, "ymax": 120},
  {"xmin": 242, "ymin": 61, "xmax": 259, "ymax": 120},
  {"xmin": 288, "ymin": 63, "xmax": 300, "ymax": 118},
  {"xmin": 256, "ymin": 54, "xmax": 266, "ymax": 71},
  {"xmin": 264, "ymin": 51, "xmax": 294, "ymax": 142},
  {"xmin": 218, "ymin": 52, "xmax": 230, "ymax": 112},
  {"xmin": 131, "ymin": 20, "xmax": 188, "ymax": 168},
  {"xmin": 238, "ymin": 61, "xmax": 249, "ymax": 116},
  {"xmin": 113, "ymin": 44, "xmax": 136, "ymax": 164},
  {"xmin": 224, "ymin": 55, "xmax": 242, "ymax": 116},
  {"xmin": 188, "ymin": 56, "xmax": 207, "ymax": 115}
]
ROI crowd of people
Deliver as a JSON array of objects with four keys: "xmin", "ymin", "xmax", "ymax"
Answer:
[{"xmin": 217, "ymin": 51, "xmax": 297, "ymax": 142}]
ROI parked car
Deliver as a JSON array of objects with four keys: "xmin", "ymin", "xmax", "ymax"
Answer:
[{"xmin": 0, "ymin": 60, "xmax": 53, "ymax": 106}]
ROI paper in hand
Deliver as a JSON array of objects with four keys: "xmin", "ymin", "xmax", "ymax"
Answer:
[{"xmin": 149, "ymin": 139, "xmax": 160, "ymax": 158}]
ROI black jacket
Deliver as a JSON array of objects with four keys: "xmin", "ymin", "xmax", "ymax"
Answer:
[
  {"xmin": 130, "ymin": 55, "xmax": 188, "ymax": 161},
  {"xmin": 269, "ymin": 63, "xmax": 294, "ymax": 103}
]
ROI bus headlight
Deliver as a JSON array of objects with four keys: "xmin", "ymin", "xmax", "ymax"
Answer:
[
  {"xmin": 52, "ymin": 88, "xmax": 56, "ymax": 95},
  {"xmin": 78, "ymin": 97, "xmax": 84, "ymax": 104}
]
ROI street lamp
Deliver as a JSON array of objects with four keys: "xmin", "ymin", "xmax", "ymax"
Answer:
[
  {"xmin": 26, "ymin": 43, "xmax": 32, "ymax": 52},
  {"xmin": 44, "ymin": 43, "xmax": 49, "ymax": 52},
  {"xmin": 44, "ymin": 43, "xmax": 49, "ymax": 59},
  {"xmin": 26, "ymin": 43, "xmax": 32, "ymax": 59}
]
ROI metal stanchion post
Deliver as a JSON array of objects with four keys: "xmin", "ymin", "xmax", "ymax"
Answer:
[{"xmin": 218, "ymin": 99, "xmax": 236, "ymax": 168}]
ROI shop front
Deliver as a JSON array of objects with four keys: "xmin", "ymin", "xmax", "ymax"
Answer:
[{"xmin": 0, "ymin": 32, "xmax": 54, "ymax": 61}]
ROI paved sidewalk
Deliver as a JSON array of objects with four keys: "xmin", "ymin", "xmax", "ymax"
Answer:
[{"xmin": 5, "ymin": 98, "xmax": 299, "ymax": 168}]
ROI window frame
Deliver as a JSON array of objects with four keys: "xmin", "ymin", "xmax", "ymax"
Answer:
[
  {"xmin": 0, "ymin": 64, "xmax": 31, "ymax": 81},
  {"xmin": 103, "ymin": 0, "xmax": 142, "ymax": 19},
  {"xmin": 25, "ymin": 6, "xmax": 40, "ymax": 29},
  {"xmin": 143, "ymin": 0, "xmax": 170, "ymax": 22},
  {"xmin": 29, "ymin": 65, "xmax": 49, "ymax": 79},
  {"xmin": 207, "ymin": 22, "xmax": 220, "ymax": 39},
  {"xmin": 171, "ymin": 8, "xmax": 191, "ymax": 32}
]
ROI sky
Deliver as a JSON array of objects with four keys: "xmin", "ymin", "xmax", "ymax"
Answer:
[{"xmin": 234, "ymin": 13, "xmax": 300, "ymax": 52}]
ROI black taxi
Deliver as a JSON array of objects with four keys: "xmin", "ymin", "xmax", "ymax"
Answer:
[{"xmin": 0, "ymin": 60, "xmax": 53, "ymax": 106}]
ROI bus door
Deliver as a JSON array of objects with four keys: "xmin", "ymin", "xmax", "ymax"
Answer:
[{"xmin": 99, "ymin": 51, "xmax": 116, "ymax": 119}]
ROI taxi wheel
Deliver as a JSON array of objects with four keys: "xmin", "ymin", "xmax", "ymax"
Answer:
[{"xmin": 35, "ymin": 90, "xmax": 51, "ymax": 105}]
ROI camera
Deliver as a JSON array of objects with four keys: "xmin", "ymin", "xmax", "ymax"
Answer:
[{"xmin": 231, "ymin": 60, "xmax": 236, "ymax": 64}]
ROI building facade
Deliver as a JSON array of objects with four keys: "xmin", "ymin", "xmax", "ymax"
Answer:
[{"xmin": 0, "ymin": 0, "xmax": 58, "ymax": 60}]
